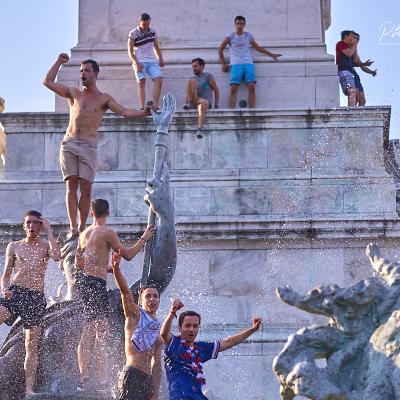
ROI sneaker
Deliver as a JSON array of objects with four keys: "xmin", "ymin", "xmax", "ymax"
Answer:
[
  {"xmin": 196, "ymin": 128, "xmax": 204, "ymax": 139},
  {"xmin": 64, "ymin": 230, "xmax": 79, "ymax": 243},
  {"xmin": 183, "ymin": 102, "xmax": 194, "ymax": 110}
]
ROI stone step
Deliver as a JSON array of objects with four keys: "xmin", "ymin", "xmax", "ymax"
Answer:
[{"xmin": 27, "ymin": 393, "xmax": 112, "ymax": 400}]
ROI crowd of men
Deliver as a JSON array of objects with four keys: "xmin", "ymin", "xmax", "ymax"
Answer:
[{"xmin": 0, "ymin": 12, "xmax": 378, "ymax": 400}]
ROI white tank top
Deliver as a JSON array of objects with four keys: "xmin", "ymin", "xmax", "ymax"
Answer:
[{"xmin": 131, "ymin": 308, "xmax": 161, "ymax": 352}]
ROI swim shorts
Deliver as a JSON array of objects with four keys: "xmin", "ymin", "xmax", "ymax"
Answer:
[
  {"xmin": 60, "ymin": 134, "xmax": 98, "ymax": 183},
  {"xmin": 0, "ymin": 284, "xmax": 46, "ymax": 329},
  {"xmin": 79, "ymin": 274, "xmax": 109, "ymax": 321},
  {"xmin": 230, "ymin": 64, "xmax": 256, "ymax": 85},
  {"xmin": 117, "ymin": 365, "xmax": 154, "ymax": 400}
]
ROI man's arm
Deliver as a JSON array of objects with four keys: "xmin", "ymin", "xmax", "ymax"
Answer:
[
  {"xmin": 111, "ymin": 251, "xmax": 140, "ymax": 319},
  {"xmin": 106, "ymin": 95, "xmax": 149, "ymax": 118},
  {"xmin": 151, "ymin": 339, "xmax": 163, "ymax": 400},
  {"xmin": 360, "ymin": 66, "xmax": 377, "ymax": 76},
  {"xmin": 127, "ymin": 38, "xmax": 143, "ymax": 72},
  {"xmin": 209, "ymin": 75, "xmax": 219, "ymax": 108},
  {"xmin": 43, "ymin": 53, "xmax": 74, "ymax": 99},
  {"xmin": 1, "ymin": 243, "xmax": 15, "ymax": 299},
  {"xmin": 108, "ymin": 225, "xmax": 155, "ymax": 261},
  {"xmin": 219, "ymin": 317, "xmax": 262, "ymax": 352},
  {"xmin": 341, "ymin": 43, "xmax": 357, "ymax": 58},
  {"xmin": 250, "ymin": 39, "xmax": 281, "ymax": 61},
  {"xmin": 218, "ymin": 37, "xmax": 230, "ymax": 72},
  {"xmin": 160, "ymin": 298, "xmax": 184, "ymax": 344},
  {"xmin": 154, "ymin": 39, "xmax": 165, "ymax": 67},
  {"xmin": 40, "ymin": 218, "xmax": 61, "ymax": 261}
]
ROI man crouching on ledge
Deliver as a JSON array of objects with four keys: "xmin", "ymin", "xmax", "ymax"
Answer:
[
  {"xmin": 160, "ymin": 298, "xmax": 262, "ymax": 400},
  {"xmin": 0, "ymin": 210, "xmax": 61, "ymax": 397}
]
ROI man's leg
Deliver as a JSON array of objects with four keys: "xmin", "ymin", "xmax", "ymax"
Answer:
[
  {"xmin": 24, "ymin": 326, "xmax": 42, "ymax": 396},
  {"xmin": 78, "ymin": 320, "xmax": 96, "ymax": 382},
  {"xmin": 65, "ymin": 176, "xmax": 79, "ymax": 234},
  {"xmin": 138, "ymin": 78, "xmax": 146, "ymax": 109},
  {"xmin": 247, "ymin": 83, "xmax": 256, "ymax": 108},
  {"xmin": 95, "ymin": 319, "xmax": 109, "ymax": 384},
  {"xmin": 197, "ymin": 99, "xmax": 209, "ymax": 129},
  {"xmin": 185, "ymin": 79, "xmax": 196, "ymax": 104},
  {"xmin": 348, "ymin": 87, "xmax": 357, "ymax": 107},
  {"xmin": 78, "ymin": 178, "xmax": 93, "ymax": 232},
  {"xmin": 152, "ymin": 77, "xmax": 162, "ymax": 108},
  {"xmin": 357, "ymin": 91, "xmax": 366, "ymax": 106},
  {"xmin": 229, "ymin": 84, "xmax": 239, "ymax": 108}
]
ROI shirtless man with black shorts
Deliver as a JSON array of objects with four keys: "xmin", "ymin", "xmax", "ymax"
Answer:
[
  {"xmin": 0, "ymin": 210, "xmax": 61, "ymax": 397},
  {"xmin": 75, "ymin": 198, "xmax": 154, "ymax": 393},
  {"xmin": 43, "ymin": 53, "xmax": 150, "ymax": 241},
  {"xmin": 112, "ymin": 251, "xmax": 162, "ymax": 400}
]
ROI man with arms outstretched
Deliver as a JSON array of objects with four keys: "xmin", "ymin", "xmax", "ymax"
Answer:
[
  {"xmin": 0, "ymin": 210, "xmax": 60, "ymax": 397},
  {"xmin": 111, "ymin": 251, "xmax": 162, "ymax": 400},
  {"xmin": 75, "ymin": 198, "xmax": 154, "ymax": 392},
  {"xmin": 43, "ymin": 54, "xmax": 150, "ymax": 240},
  {"xmin": 219, "ymin": 15, "xmax": 281, "ymax": 108},
  {"xmin": 160, "ymin": 299, "xmax": 262, "ymax": 400}
]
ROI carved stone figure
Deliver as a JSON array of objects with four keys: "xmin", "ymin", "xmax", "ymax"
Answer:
[
  {"xmin": 273, "ymin": 243, "xmax": 400, "ymax": 400},
  {"xmin": 0, "ymin": 94, "xmax": 177, "ymax": 399}
]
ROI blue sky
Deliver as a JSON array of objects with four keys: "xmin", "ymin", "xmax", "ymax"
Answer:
[{"xmin": 0, "ymin": 0, "xmax": 399, "ymax": 137}]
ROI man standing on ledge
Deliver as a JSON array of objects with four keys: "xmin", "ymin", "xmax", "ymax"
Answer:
[
  {"xmin": 43, "ymin": 53, "xmax": 149, "ymax": 241},
  {"xmin": 219, "ymin": 15, "xmax": 281, "ymax": 108},
  {"xmin": 160, "ymin": 298, "xmax": 262, "ymax": 400},
  {"xmin": 0, "ymin": 210, "xmax": 61, "ymax": 397},
  {"xmin": 128, "ymin": 13, "xmax": 165, "ymax": 110}
]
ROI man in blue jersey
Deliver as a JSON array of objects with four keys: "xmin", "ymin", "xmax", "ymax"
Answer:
[
  {"xmin": 218, "ymin": 15, "xmax": 281, "ymax": 108},
  {"xmin": 160, "ymin": 298, "xmax": 262, "ymax": 400}
]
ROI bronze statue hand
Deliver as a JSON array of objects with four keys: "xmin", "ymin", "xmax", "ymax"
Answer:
[{"xmin": 151, "ymin": 93, "xmax": 176, "ymax": 134}]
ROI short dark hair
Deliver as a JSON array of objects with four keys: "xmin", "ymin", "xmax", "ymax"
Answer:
[
  {"xmin": 23, "ymin": 210, "xmax": 42, "ymax": 222},
  {"xmin": 138, "ymin": 284, "xmax": 160, "ymax": 305},
  {"xmin": 341, "ymin": 30, "xmax": 353, "ymax": 40},
  {"xmin": 81, "ymin": 59, "xmax": 99, "ymax": 73},
  {"xmin": 235, "ymin": 15, "xmax": 246, "ymax": 24},
  {"xmin": 140, "ymin": 13, "xmax": 151, "ymax": 21},
  {"xmin": 91, "ymin": 199, "xmax": 109, "ymax": 217},
  {"xmin": 179, "ymin": 311, "xmax": 201, "ymax": 327},
  {"xmin": 191, "ymin": 57, "xmax": 205, "ymax": 67}
]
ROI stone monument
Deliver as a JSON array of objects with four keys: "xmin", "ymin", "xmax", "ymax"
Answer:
[
  {"xmin": 56, "ymin": 0, "xmax": 338, "ymax": 110},
  {"xmin": 0, "ymin": 1, "xmax": 399, "ymax": 399}
]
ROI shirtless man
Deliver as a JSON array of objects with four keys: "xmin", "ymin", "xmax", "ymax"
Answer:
[
  {"xmin": 43, "ymin": 53, "xmax": 150, "ymax": 240},
  {"xmin": 75, "ymin": 198, "xmax": 154, "ymax": 392},
  {"xmin": 0, "ymin": 210, "xmax": 61, "ymax": 397},
  {"xmin": 112, "ymin": 251, "xmax": 162, "ymax": 400}
]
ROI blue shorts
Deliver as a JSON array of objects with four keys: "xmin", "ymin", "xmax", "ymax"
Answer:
[
  {"xmin": 353, "ymin": 70, "xmax": 364, "ymax": 92},
  {"xmin": 134, "ymin": 61, "xmax": 162, "ymax": 82},
  {"xmin": 338, "ymin": 70, "xmax": 355, "ymax": 96},
  {"xmin": 230, "ymin": 64, "xmax": 256, "ymax": 85}
]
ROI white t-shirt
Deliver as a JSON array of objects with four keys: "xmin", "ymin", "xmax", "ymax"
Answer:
[
  {"xmin": 128, "ymin": 26, "xmax": 158, "ymax": 63},
  {"xmin": 228, "ymin": 31, "xmax": 255, "ymax": 65}
]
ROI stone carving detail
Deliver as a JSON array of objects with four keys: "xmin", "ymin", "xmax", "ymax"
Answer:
[
  {"xmin": 273, "ymin": 243, "xmax": 400, "ymax": 400},
  {"xmin": 322, "ymin": 0, "xmax": 331, "ymax": 30},
  {"xmin": 0, "ymin": 96, "xmax": 6, "ymax": 167},
  {"xmin": 0, "ymin": 95, "xmax": 177, "ymax": 399}
]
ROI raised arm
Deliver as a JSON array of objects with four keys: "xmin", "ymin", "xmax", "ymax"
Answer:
[
  {"xmin": 43, "ymin": 53, "xmax": 74, "ymax": 99},
  {"xmin": 1, "ymin": 243, "xmax": 15, "ymax": 299},
  {"xmin": 250, "ymin": 39, "xmax": 281, "ymax": 61},
  {"xmin": 219, "ymin": 317, "xmax": 262, "ymax": 352},
  {"xmin": 111, "ymin": 251, "xmax": 140, "ymax": 318},
  {"xmin": 209, "ymin": 75, "xmax": 220, "ymax": 108},
  {"xmin": 360, "ymin": 66, "xmax": 377, "ymax": 76},
  {"xmin": 160, "ymin": 298, "xmax": 184, "ymax": 344},
  {"xmin": 218, "ymin": 37, "xmax": 230, "ymax": 72},
  {"xmin": 40, "ymin": 218, "xmax": 61, "ymax": 261},
  {"xmin": 106, "ymin": 95, "xmax": 149, "ymax": 118},
  {"xmin": 108, "ymin": 225, "xmax": 155, "ymax": 261},
  {"xmin": 366, "ymin": 243, "xmax": 400, "ymax": 286},
  {"xmin": 154, "ymin": 39, "xmax": 165, "ymax": 67}
]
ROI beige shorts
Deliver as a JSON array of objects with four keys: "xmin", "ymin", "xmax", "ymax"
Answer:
[{"xmin": 60, "ymin": 135, "xmax": 98, "ymax": 183}]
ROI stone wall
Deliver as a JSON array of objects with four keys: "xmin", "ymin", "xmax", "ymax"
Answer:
[{"xmin": 0, "ymin": 107, "xmax": 398, "ymax": 399}]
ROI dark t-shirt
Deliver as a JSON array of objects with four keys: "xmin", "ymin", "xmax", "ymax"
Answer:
[{"xmin": 336, "ymin": 41, "xmax": 354, "ymax": 71}]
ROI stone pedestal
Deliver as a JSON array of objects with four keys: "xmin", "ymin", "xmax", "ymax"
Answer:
[
  {"xmin": 0, "ymin": 107, "xmax": 398, "ymax": 399},
  {"xmin": 56, "ymin": 0, "xmax": 338, "ymax": 111}
]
